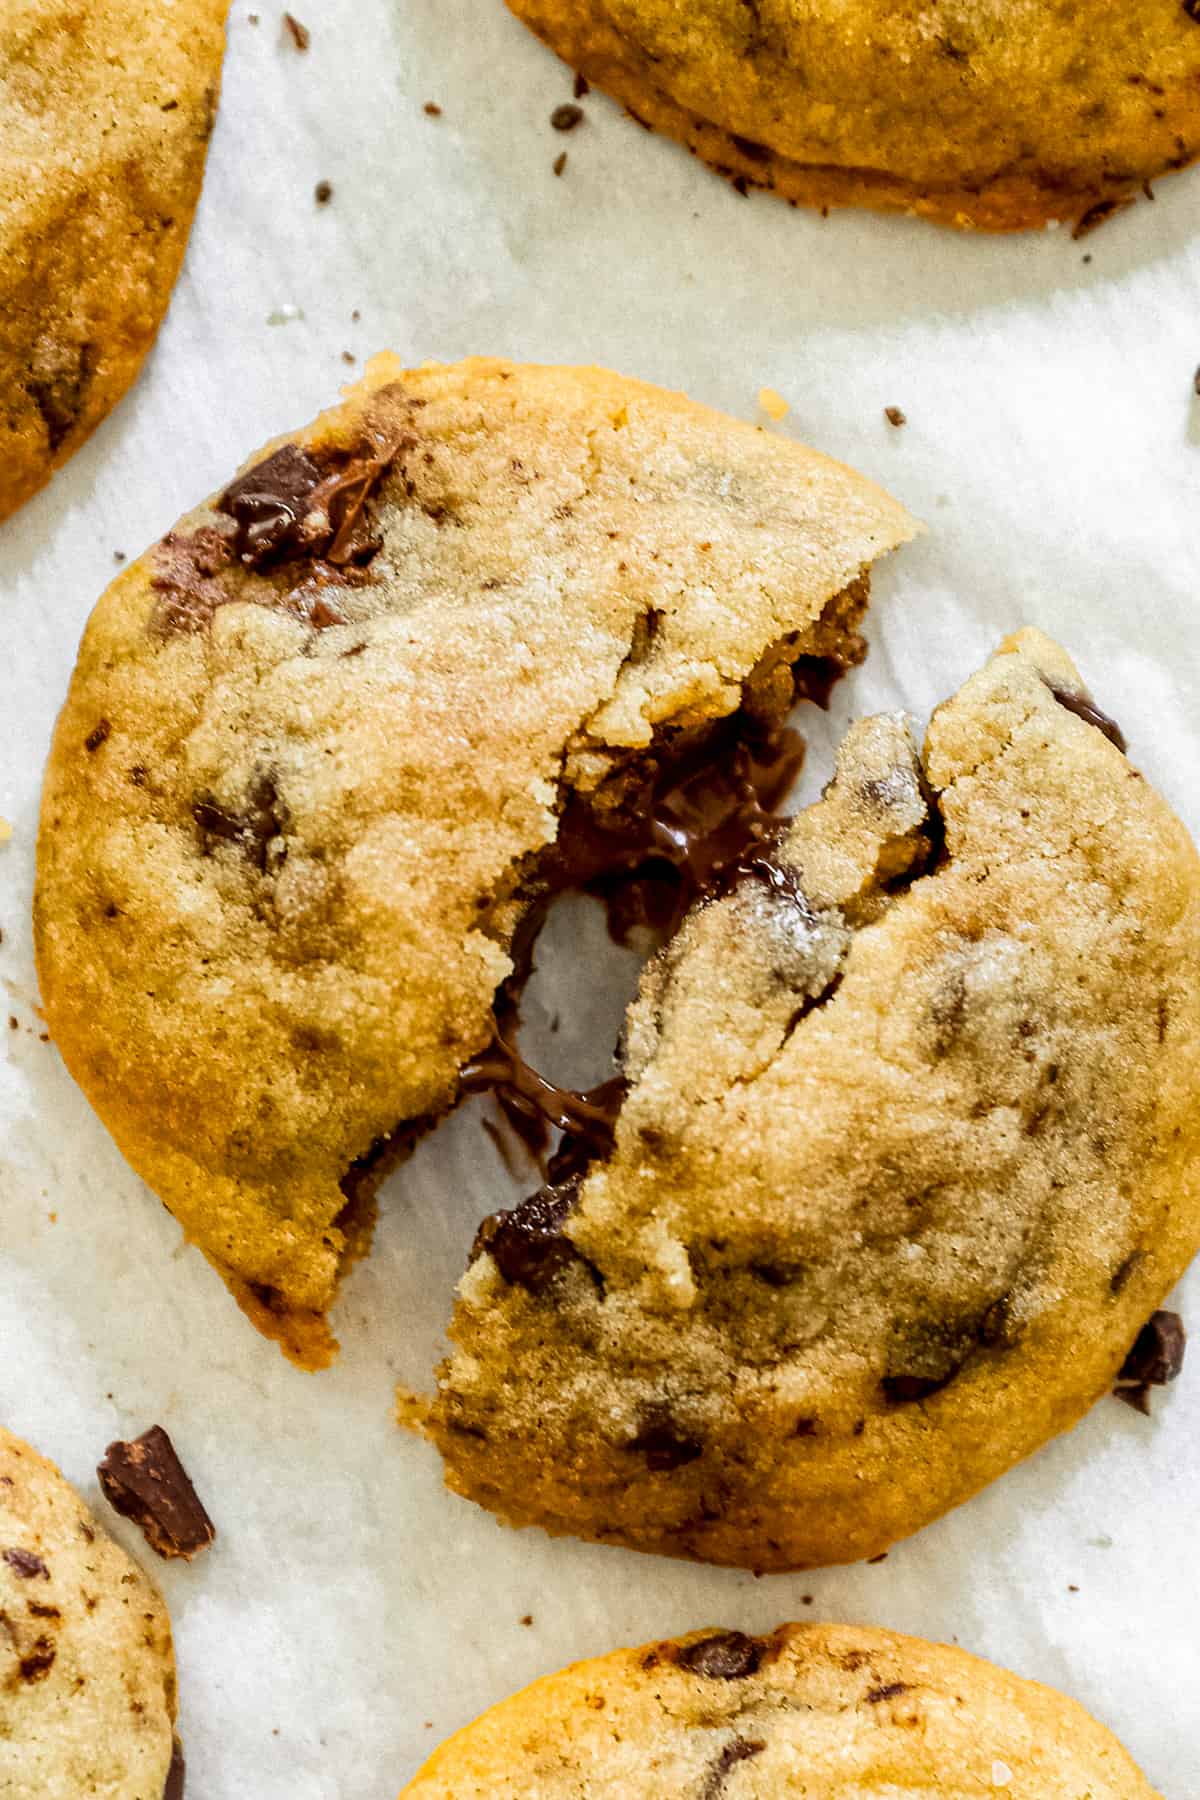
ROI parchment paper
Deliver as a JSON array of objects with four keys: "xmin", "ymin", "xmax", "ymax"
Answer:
[{"xmin": 2, "ymin": 4, "xmax": 1199, "ymax": 1793}]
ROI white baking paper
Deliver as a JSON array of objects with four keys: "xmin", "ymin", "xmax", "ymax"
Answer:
[{"xmin": 2, "ymin": 3, "xmax": 1199, "ymax": 1793}]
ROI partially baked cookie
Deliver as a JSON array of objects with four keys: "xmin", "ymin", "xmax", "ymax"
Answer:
[
  {"xmin": 506, "ymin": 0, "xmax": 1200, "ymax": 230},
  {"xmin": 400, "ymin": 1621, "xmax": 1158, "ymax": 1797},
  {"xmin": 0, "ymin": 1425, "xmax": 179, "ymax": 1799},
  {"xmin": 428, "ymin": 632, "xmax": 1200, "ymax": 1569},
  {"xmin": 0, "ymin": 0, "xmax": 229, "ymax": 522},
  {"xmin": 34, "ymin": 355, "xmax": 915, "ymax": 1367}
]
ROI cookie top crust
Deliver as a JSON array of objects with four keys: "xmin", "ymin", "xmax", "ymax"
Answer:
[
  {"xmin": 34, "ymin": 356, "xmax": 915, "ymax": 1366},
  {"xmin": 0, "ymin": 0, "xmax": 228, "ymax": 520},
  {"xmin": 0, "ymin": 1425, "xmax": 177, "ymax": 1799},
  {"xmin": 401, "ymin": 1621, "xmax": 1159, "ymax": 1797},
  {"xmin": 506, "ymin": 0, "xmax": 1200, "ymax": 228},
  {"xmin": 431, "ymin": 631, "xmax": 1200, "ymax": 1569}
]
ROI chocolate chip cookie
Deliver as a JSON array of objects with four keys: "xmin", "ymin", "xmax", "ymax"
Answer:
[
  {"xmin": 400, "ymin": 1621, "xmax": 1159, "ymax": 1797},
  {"xmin": 0, "ymin": 1425, "xmax": 180, "ymax": 1798},
  {"xmin": 506, "ymin": 0, "xmax": 1200, "ymax": 230},
  {"xmin": 34, "ymin": 355, "xmax": 915, "ymax": 1368},
  {"xmin": 0, "ymin": 0, "xmax": 228, "ymax": 522},
  {"xmin": 427, "ymin": 631, "xmax": 1200, "ymax": 1569}
]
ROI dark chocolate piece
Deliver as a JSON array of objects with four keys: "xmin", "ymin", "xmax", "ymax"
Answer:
[
  {"xmin": 2, "ymin": 1547, "xmax": 49, "ymax": 1579},
  {"xmin": 471, "ymin": 1178, "xmax": 594, "ymax": 1292},
  {"xmin": 677, "ymin": 1631, "xmax": 763, "ymax": 1680},
  {"xmin": 627, "ymin": 1409, "xmax": 703, "ymax": 1472},
  {"xmin": 1046, "ymin": 682, "xmax": 1127, "ymax": 753},
  {"xmin": 97, "ymin": 1427, "xmax": 215, "ymax": 1561},
  {"xmin": 218, "ymin": 444, "xmax": 325, "ymax": 567},
  {"xmin": 1113, "ymin": 1309, "xmax": 1186, "ymax": 1414},
  {"xmin": 165, "ymin": 1738, "xmax": 186, "ymax": 1800},
  {"xmin": 700, "ymin": 1737, "xmax": 765, "ymax": 1798}
]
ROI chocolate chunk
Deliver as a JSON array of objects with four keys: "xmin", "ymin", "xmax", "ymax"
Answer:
[
  {"xmin": 881, "ymin": 1372, "xmax": 950, "ymax": 1403},
  {"xmin": 1046, "ymin": 682, "xmax": 1127, "ymax": 753},
  {"xmin": 866, "ymin": 1680, "xmax": 908, "ymax": 1702},
  {"xmin": 18, "ymin": 1638, "xmax": 55, "ymax": 1682},
  {"xmin": 1113, "ymin": 1309, "xmax": 1186, "ymax": 1414},
  {"xmin": 551, "ymin": 103, "xmax": 584, "ymax": 131},
  {"xmin": 193, "ymin": 771, "xmax": 287, "ymax": 872},
  {"xmin": 2, "ymin": 1548, "xmax": 49, "ymax": 1579},
  {"xmin": 165, "ymin": 1737, "xmax": 186, "ymax": 1800},
  {"xmin": 700, "ymin": 1737, "xmax": 765, "ymax": 1798},
  {"xmin": 677, "ymin": 1631, "xmax": 763, "ymax": 1680},
  {"xmin": 218, "ymin": 444, "xmax": 325, "ymax": 567},
  {"xmin": 884, "ymin": 405, "xmax": 907, "ymax": 427},
  {"xmin": 97, "ymin": 1427, "xmax": 215, "ymax": 1561},
  {"xmin": 471, "ymin": 1178, "xmax": 592, "ymax": 1292},
  {"xmin": 28, "ymin": 341, "xmax": 97, "ymax": 452},
  {"xmin": 627, "ymin": 1407, "xmax": 703, "ymax": 1472}
]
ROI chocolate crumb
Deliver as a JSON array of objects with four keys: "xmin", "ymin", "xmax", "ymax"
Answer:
[
  {"xmin": 677, "ymin": 1631, "xmax": 763, "ymax": 1680},
  {"xmin": 314, "ymin": 179, "xmax": 333, "ymax": 204},
  {"xmin": 884, "ymin": 405, "xmax": 907, "ymax": 427},
  {"xmin": 113, "ymin": 549, "xmax": 126, "ymax": 563},
  {"xmin": 551, "ymin": 103, "xmax": 584, "ymax": 132},
  {"xmin": 282, "ymin": 12, "xmax": 309, "ymax": 49},
  {"xmin": 3, "ymin": 1548, "xmax": 49, "ymax": 1579},
  {"xmin": 1113, "ymin": 1309, "xmax": 1186, "ymax": 1414},
  {"xmin": 573, "ymin": 72, "xmax": 590, "ymax": 98},
  {"xmin": 341, "ymin": 350, "xmax": 356, "ymax": 364},
  {"xmin": 519, "ymin": 1613, "xmax": 533, "ymax": 1626},
  {"xmin": 165, "ymin": 1737, "xmax": 186, "ymax": 1800},
  {"xmin": 553, "ymin": 151, "xmax": 568, "ymax": 177},
  {"xmin": 97, "ymin": 1427, "xmax": 215, "ymax": 1560},
  {"xmin": 423, "ymin": 101, "xmax": 442, "ymax": 117}
]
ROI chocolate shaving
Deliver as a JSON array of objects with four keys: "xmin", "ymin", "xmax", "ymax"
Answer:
[
  {"xmin": 97, "ymin": 1427, "xmax": 215, "ymax": 1560},
  {"xmin": 1046, "ymin": 682, "xmax": 1127, "ymax": 753},
  {"xmin": 1113, "ymin": 1309, "xmax": 1186, "ymax": 1414}
]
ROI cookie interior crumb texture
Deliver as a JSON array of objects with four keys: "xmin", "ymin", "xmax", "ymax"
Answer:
[
  {"xmin": 34, "ymin": 355, "xmax": 916, "ymax": 1369},
  {"xmin": 0, "ymin": 0, "xmax": 230, "ymax": 523},
  {"xmin": 399, "ymin": 1622, "xmax": 1160, "ymax": 1798},
  {"xmin": 0, "ymin": 1425, "xmax": 178, "ymax": 1798},
  {"xmin": 429, "ymin": 630, "xmax": 1200, "ymax": 1570},
  {"xmin": 503, "ymin": 0, "xmax": 1200, "ymax": 230}
]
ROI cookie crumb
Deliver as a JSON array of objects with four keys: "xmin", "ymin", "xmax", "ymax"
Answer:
[
  {"xmin": 0, "ymin": 819, "xmax": 12, "ymax": 845},
  {"xmin": 266, "ymin": 303, "xmax": 304, "ymax": 325},
  {"xmin": 423, "ymin": 101, "xmax": 442, "ymax": 117},
  {"xmin": 314, "ymin": 179, "xmax": 333, "ymax": 205},
  {"xmin": 884, "ymin": 405, "xmax": 907, "ymax": 428},
  {"xmin": 991, "ymin": 1763, "xmax": 1013, "ymax": 1790},
  {"xmin": 551, "ymin": 103, "xmax": 584, "ymax": 132},
  {"xmin": 553, "ymin": 151, "xmax": 568, "ymax": 177},
  {"xmin": 758, "ymin": 387, "xmax": 789, "ymax": 422},
  {"xmin": 282, "ymin": 12, "xmax": 310, "ymax": 50}
]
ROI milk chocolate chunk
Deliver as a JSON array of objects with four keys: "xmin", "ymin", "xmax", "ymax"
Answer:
[
  {"xmin": 218, "ymin": 444, "xmax": 325, "ymax": 567},
  {"xmin": 97, "ymin": 1426, "xmax": 215, "ymax": 1560}
]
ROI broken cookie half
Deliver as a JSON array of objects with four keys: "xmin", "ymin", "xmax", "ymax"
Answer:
[
  {"xmin": 426, "ymin": 631, "xmax": 1200, "ymax": 1569},
  {"xmin": 34, "ymin": 355, "xmax": 915, "ymax": 1367}
]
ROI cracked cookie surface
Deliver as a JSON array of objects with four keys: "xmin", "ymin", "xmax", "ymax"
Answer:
[
  {"xmin": 400, "ymin": 1621, "xmax": 1159, "ymax": 1797},
  {"xmin": 0, "ymin": 0, "xmax": 228, "ymax": 521},
  {"xmin": 34, "ymin": 355, "xmax": 914, "ymax": 1366},
  {"xmin": 506, "ymin": 0, "xmax": 1200, "ymax": 230},
  {"xmin": 0, "ymin": 1425, "xmax": 178, "ymax": 1799},
  {"xmin": 429, "ymin": 631, "xmax": 1200, "ymax": 1569}
]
